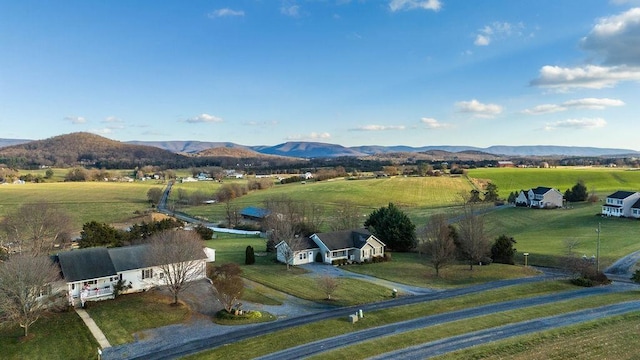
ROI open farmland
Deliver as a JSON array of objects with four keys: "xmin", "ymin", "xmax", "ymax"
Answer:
[
  {"xmin": 175, "ymin": 176, "xmax": 474, "ymax": 226},
  {"xmin": 0, "ymin": 181, "xmax": 159, "ymax": 230},
  {"xmin": 468, "ymin": 167, "xmax": 640, "ymax": 198}
]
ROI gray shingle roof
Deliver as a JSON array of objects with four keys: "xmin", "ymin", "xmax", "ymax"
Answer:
[
  {"xmin": 314, "ymin": 228, "xmax": 375, "ymax": 250},
  {"xmin": 632, "ymin": 199, "xmax": 640, "ymax": 209},
  {"xmin": 608, "ymin": 190, "xmax": 638, "ymax": 199},
  {"xmin": 531, "ymin": 187, "xmax": 553, "ymax": 195},
  {"xmin": 57, "ymin": 247, "xmax": 116, "ymax": 282},
  {"xmin": 108, "ymin": 245, "xmax": 153, "ymax": 272}
]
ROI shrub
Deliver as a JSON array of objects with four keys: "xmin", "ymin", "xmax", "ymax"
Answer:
[
  {"xmin": 216, "ymin": 309, "xmax": 262, "ymax": 320},
  {"xmin": 570, "ymin": 277, "xmax": 593, "ymax": 287}
]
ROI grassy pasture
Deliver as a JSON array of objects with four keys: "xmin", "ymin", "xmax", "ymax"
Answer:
[
  {"xmin": 179, "ymin": 176, "xmax": 473, "ymax": 226},
  {"xmin": 0, "ymin": 181, "xmax": 160, "ymax": 230},
  {"xmin": 468, "ymin": 167, "xmax": 640, "ymax": 198}
]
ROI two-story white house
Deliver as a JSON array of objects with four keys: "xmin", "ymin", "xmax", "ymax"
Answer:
[
  {"xmin": 515, "ymin": 187, "xmax": 563, "ymax": 208},
  {"xmin": 602, "ymin": 191, "xmax": 640, "ymax": 218}
]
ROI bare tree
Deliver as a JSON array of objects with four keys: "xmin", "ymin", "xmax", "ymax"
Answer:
[
  {"xmin": 456, "ymin": 203, "xmax": 490, "ymax": 270},
  {"xmin": 0, "ymin": 254, "xmax": 60, "ymax": 337},
  {"xmin": 419, "ymin": 214, "xmax": 457, "ymax": 277},
  {"xmin": 224, "ymin": 200, "xmax": 241, "ymax": 229},
  {"xmin": 0, "ymin": 201, "xmax": 73, "ymax": 256},
  {"xmin": 329, "ymin": 200, "xmax": 363, "ymax": 231},
  {"xmin": 146, "ymin": 230, "xmax": 206, "ymax": 305},
  {"xmin": 263, "ymin": 195, "xmax": 304, "ymax": 269},
  {"xmin": 317, "ymin": 275, "xmax": 339, "ymax": 300},
  {"xmin": 208, "ymin": 263, "xmax": 244, "ymax": 313}
]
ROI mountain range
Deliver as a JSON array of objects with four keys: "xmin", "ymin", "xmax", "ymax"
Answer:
[{"xmin": 1, "ymin": 134, "xmax": 638, "ymax": 159}]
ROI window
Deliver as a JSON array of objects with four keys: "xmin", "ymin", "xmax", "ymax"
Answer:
[
  {"xmin": 299, "ymin": 253, "xmax": 303, "ymax": 260},
  {"xmin": 142, "ymin": 268, "xmax": 153, "ymax": 279}
]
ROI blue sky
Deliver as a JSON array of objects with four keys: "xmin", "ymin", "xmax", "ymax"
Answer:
[{"xmin": 2, "ymin": 0, "xmax": 640, "ymax": 150}]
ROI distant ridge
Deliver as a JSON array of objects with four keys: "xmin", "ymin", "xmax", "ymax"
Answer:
[{"xmin": 1, "ymin": 134, "xmax": 637, "ymax": 159}]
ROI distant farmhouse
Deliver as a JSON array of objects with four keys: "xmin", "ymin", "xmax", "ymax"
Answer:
[
  {"xmin": 515, "ymin": 187, "xmax": 564, "ymax": 208},
  {"xmin": 275, "ymin": 228, "xmax": 386, "ymax": 266},
  {"xmin": 56, "ymin": 244, "xmax": 215, "ymax": 304},
  {"xmin": 240, "ymin": 206, "xmax": 271, "ymax": 222},
  {"xmin": 602, "ymin": 191, "xmax": 640, "ymax": 218}
]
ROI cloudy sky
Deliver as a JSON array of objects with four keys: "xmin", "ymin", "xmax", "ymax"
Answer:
[{"xmin": 2, "ymin": 1, "xmax": 640, "ymax": 150}]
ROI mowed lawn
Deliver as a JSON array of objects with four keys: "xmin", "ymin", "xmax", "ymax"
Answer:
[
  {"xmin": 0, "ymin": 181, "xmax": 160, "ymax": 230},
  {"xmin": 484, "ymin": 202, "xmax": 640, "ymax": 268},
  {"xmin": 206, "ymin": 236, "xmax": 392, "ymax": 306},
  {"xmin": 0, "ymin": 310, "xmax": 97, "ymax": 360}
]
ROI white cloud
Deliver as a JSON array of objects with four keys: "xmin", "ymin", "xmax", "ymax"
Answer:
[
  {"xmin": 389, "ymin": 0, "xmax": 442, "ymax": 12},
  {"xmin": 562, "ymin": 97, "xmax": 625, "ymax": 109},
  {"xmin": 455, "ymin": 99, "xmax": 503, "ymax": 118},
  {"xmin": 474, "ymin": 22, "xmax": 525, "ymax": 47},
  {"xmin": 581, "ymin": 7, "xmax": 640, "ymax": 65},
  {"xmin": 183, "ymin": 113, "xmax": 223, "ymax": 123},
  {"xmin": 286, "ymin": 132, "xmax": 331, "ymax": 140},
  {"xmin": 474, "ymin": 34, "xmax": 490, "ymax": 46},
  {"xmin": 281, "ymin": 2, "xmax": 301, "ymax": 17},
  {"xmin": 545, "ymin": 117, "xmax": 607, "ymax": 131},
  {"xmin": 88, "ymin": 128, "xmax": 113, "ymax": 135},
  {"xmin": 64, "ymin": 116, "xmax": 86, "ymax": 124},
  {"xmin": 208, "ymin": 8, "xmax": 245, "ymax": 18},
  {"xmin": 530, "ymin": 64, "xmax": 640, "ymax": 90},
  {"xmin": 420, "ymin": 117, "xmax": 449, "ymax": 128},
  {"xmin": 103, "ymin": 116, "xmax": 122, "ymax": 123},
  {"xmin": 349, "ymin": 124, "xmax": 406, "ymax": 131},
  {"xmin": 522, "ymin": 97, "xmax": 625, "ymax": 114},
  {"xmin": 522, "ymin": 104, "xmax": 567, "ymax": 115}
]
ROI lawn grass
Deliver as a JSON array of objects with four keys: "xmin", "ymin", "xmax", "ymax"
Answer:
[
  {"xmin": 484, "ymin": 202, "xmax": 640, "ymax": 268},
  {"xmin": 311, "ymin": 291, "xmax": 640, "ymax": 360},
  {"xmin": 0, "ymin": 310, "xmax": 97, "ymax": 360},
  {"xmin": 0, "ymin": 181, "xmax": 160, "ymax": 230},
  {"xmin": 184, "ymin": 281, "xmax": 583, "ymax": 360},
  {"xmin": 441, "ymin": 311, "xmax": 640, "ymax": 360},
  {"xmin": 85, "ymin": 292, "xmax": 191, "ymax": 345},
  {"xmin": 342, "ymin": 252, "xmax": 540, "ymax": 288}
]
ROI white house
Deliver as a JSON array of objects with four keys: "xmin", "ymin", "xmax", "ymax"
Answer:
[
  {"xmin": 275, "ymin": 229, "xmax": 386, "ymax": 266},
  {"xmin": 516, "ymin": 187, "xmax": 563, "ymax": 208},
  {"xmin": 57, "ymin": 244, "xmax": 215, "ymax": 304},
  {"xmin": 602, "ymin": 191, "xmax": 640, "ymax": 217}
]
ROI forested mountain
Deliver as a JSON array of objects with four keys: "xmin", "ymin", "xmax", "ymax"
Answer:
[{"xmin": 0, "ymin": 132, "xmax": 187, "ymax": 168}]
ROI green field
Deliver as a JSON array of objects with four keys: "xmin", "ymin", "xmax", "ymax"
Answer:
[
  {"xmin": 176, "ymin": 176, "xmax": 474, "ymax": 226},
  {"xmin": 467, "ymin": 167, "xmax": 640, "ymax": 198},
  {"xmin": 0, "ymin": 181, "xmax": 162, "ymax": 230}
]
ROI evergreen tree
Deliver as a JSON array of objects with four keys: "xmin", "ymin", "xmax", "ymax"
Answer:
[
  {"xmin": 245, "ymin": 245, "xmax": 255, "ymax": 265},
  {"xmin": 364, "ymin": 203, "xmax": 416, "ymax": 252},
  {"xmin": 491, "ymin": 235, "xmax": 517, "ymax": 265}
]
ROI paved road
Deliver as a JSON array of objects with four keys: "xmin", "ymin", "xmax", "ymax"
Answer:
[
  {"xmin": 255, "ymin": 283, "xmax": 636, "ymax": 360},
  {"xmin": 102, "ymin": 274, "xmax": 562, "ymax": 360}
]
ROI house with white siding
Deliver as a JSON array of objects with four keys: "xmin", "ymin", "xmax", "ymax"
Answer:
[
  {"xmin": 602, "ymin": 191, "xmax": 640, "ymax": 218},
  {"xmin": 515, "ymin": 187, "xmax": 563, "ymax": 208},
  {"xmin": 56, "ymin": 244, "xmax": 214, "ymax": 304},
  {"xmin": 275, "ymin": 228, "xmax": 386, "ymax": 266}
]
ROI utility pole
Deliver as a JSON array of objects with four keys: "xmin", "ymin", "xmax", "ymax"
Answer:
[{"xmin": 596, "ymin": 222, "xmax": 601, "ymax": 272}]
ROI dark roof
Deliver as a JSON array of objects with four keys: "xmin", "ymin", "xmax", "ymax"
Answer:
[
  {"xmin": 632, "ymin": 199, "xmax": 640, "ymax": 209},
  {"xmin": 57, "ymin": 247, "xmax": 117, "ymax": 282},
  {"xmin": 607, "ymin": 190, "xmax": 638, "ymax": 199},
  {"xmin": 240, "ymin": 206, "xmax": 270, "ymax": 219},
  {"xmin": 276, "ymin": 236, "xmax": 319, "ymax": 251},
  {"xmin": 109, "ymin": 245, "xmax": 153, "ymax": 272},
  {"xmin": 314, "ymin": 228, "xmax": 378, "ymax": 251},
  {"xmin": 531, "ymin": 187, "xmax": 553, "ymax": 195}
]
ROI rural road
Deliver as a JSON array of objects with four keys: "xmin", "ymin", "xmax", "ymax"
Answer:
[
  {"xmin": 102, "ymin": 274, "xmax": 566, "ymax": 360},
  {"xmin": 254, "ymin": 283, "xmax": 637, "ymax": 360}
]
